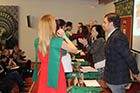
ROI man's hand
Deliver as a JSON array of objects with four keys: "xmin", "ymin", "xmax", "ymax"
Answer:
[
  {"xmin": 133, "ymin": 74, "xmax": 140, "ymax": 83},
  {"xmin": 78, "ymin": 38, "xmax": 87, "ymax": 46}
]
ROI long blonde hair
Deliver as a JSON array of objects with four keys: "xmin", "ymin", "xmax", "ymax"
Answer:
[{"xmin": 38, "ymin": 14, "xmax": 56, "ymax": 56}]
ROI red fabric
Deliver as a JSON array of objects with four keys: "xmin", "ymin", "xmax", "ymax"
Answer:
[
  {"xmin": 37, "ymin": 48, "xmax": 67, "ymax": 93},
  {"xmin": 72, "ymin": 33, "xmax": 88, "ymax": 39},
  {"xmin": 120, "ymin": 16, "xmax": 132, "ymax": 47}
]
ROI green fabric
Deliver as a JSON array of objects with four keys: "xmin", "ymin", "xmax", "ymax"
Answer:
[
  {"xmin": 72, "ymin": 61, "xmax": 90, "ymax": 66},
  {"xmin": 32, "ymin": 38, "xmax": 39, "ymax": 82},
  {"xmin": 67, "ymin": 86, "xmax": 104, "ymax": 93},
  {"xmin": 48, "ymin": 37, "xmax": 63, "ymax": 89},
  {"xmin": 65, "ymin": 32, "xmax": 71, "ymax": 38},
  {"xmin": 65, "ymin": 30, "xmax": 74, "ymax": 41},
  {"xmin": 62, "ymin": 50, "xmax": 67, "ymax": 55},
  {"xmin": 75, "ymin": 54, "xmax": 81, "ymax": 58},
  {"xmin": 66, "ymin": 72, "xmax": 101, "ymax": 79},
  {"xmin": 61, "ymin": 32, "xmax": 68, "ymax": 55}
]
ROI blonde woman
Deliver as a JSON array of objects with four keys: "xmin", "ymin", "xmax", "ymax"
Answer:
[{"xmin": 33, "ymin": 14, "xmax": 77, "ymax": 93}]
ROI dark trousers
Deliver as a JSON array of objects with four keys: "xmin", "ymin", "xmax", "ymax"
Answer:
[
  {"xmin": 0, "ymin": 77, "xmax": 12, "ymax": 93},
  {"xmin": 7, "ymin": 71, "xmax": 24, "ymax": 89}
]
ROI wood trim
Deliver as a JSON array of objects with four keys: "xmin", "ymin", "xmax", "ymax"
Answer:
[{"xmin": 98, "ymin": 0, "xmax": 112, "ymax": 4}]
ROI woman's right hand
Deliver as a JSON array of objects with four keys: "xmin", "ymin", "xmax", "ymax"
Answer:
[{"xmin": 57, "ymin": 29, "xmax": 66, "ymax": 39}]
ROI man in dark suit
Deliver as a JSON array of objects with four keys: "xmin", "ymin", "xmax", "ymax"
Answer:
[{"xmin": 103, "ymin": 13, "xmax": 139, "ymax": 93}]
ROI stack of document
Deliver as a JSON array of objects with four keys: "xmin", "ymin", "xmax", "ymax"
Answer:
[
  {"xmin": 84, "ymin": 80, "xmax": 100, "ymax": 87},
  {"xmin": 76, "ymin": 58, "xmax": 85, "ymax": 62},
  {"xmin": 80, "ymin": 66, "xmax": 98, "ymax": 72}
]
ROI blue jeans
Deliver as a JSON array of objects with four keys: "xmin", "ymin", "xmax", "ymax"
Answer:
[{"xmin": 107, "ymin": 83, "xmax": 127, "ymax": 93}]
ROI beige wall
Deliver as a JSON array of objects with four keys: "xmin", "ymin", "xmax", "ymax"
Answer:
[
  {"xmin": 103, "ymin": 1, "xmax": 115, "ymax": 40},
  {"xmin": 104, "ymin": 1, "xmax": 115, "ymax": 15},
  {"xmin": 0, "ymin": 0, "xmax": 105, "ymax": 61}
]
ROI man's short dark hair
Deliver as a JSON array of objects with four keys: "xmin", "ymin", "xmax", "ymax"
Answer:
[
  {"xmin": 78, "ymin": 22, "xmax": 83, "ymax": 26},
  {"xmin": 66, "ymin": 21, "xmax": 72, "ymax": 27},
  {"xmin": 105, "ymin": 13, "xmax": 120, "ymax": 28}
]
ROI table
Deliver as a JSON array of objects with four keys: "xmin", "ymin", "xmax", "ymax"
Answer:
[{"xmin": 66, "ymin": 63, "xmax": 110, "ymax": 93}]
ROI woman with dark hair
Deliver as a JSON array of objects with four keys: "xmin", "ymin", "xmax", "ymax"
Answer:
[
  {"xmin": 75, "ymin": 26, "xmax": 89, "ymax": 52},
  {"xmin": 56, "ymin": 19, "xmax": 73, "ymax": 73},
  {"xmin": 79, "ymin": 24, "xmax": 105, "ymax": 77},
  {"xmin": 56, "ymin": 19, "xmax": 66, "ymax": 31},
  {"xmin": 93, "ymin": 25, "xmax": 105, "ymax": 39}
]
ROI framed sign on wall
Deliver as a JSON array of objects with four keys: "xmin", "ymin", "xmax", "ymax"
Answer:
[
  {"xmin": 114, "ymin": 0, "xmax": 133, "ymax": 47},
  {"xmin": 0, "ymin": 6, "xmax": 18, "ymax": 49}
]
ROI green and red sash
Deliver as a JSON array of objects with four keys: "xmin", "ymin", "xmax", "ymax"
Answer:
[
  {"xmin": 32, "ymin": 38, "xmax": 39, "ymax": 82},
  {"xmin": 48, "ymin": 37, "xmax": 63, "ymax": 89},
  {"xmin": 32, "ymin": 37, "xmax": 63, "ymax": 89}
]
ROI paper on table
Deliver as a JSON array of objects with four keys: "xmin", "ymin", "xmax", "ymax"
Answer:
[
  {"xmin": 80, "ymin": 66, "xmax": 98, "ymax": 72},
  {"xmin": 81, "ymin": 66, "xmax": 93, "ymax": 69},
  {"xmin": 76, "ymin": 58, "xmax": 85, "ymax": 62},
  {"xmin": 84, "ymin": 80, "xmax": 100, "ymax": 87}
]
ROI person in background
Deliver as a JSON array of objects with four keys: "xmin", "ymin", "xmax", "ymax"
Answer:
[
  {"xmin": 34, "ymin": 14, "xmax": 78, "ymax": 93},
  {"xmin": 0, "ymin": 50, "xmax": 2, "ymax": 60},
  {"xmin": 78, "ymin": 24, "xmax": 105, "ymax": 77},
  {"xmin": 75, "ymin": 25, "xmax": 89, "ymax": 50},
  {"xmin": 3, "ymin": 49, "xmax": 10, "ymax": 58},
  {"xmin": 1, "ymin": 45, "xmax": 6, "ymax": 55},
  {"xmin": 103, "ymin": 12, "xmax": 139, "ymax": 93},
  {"xmin": 77, "ymin": 22, "xmax": 83, "ymax": 34},
  {"xmin": 0, "ymin": 55, "xmax": 28, "ymax": 92},
  {"xmin": 0, "ymin": 64, "xmax": 13, "ymax": 93},
  {"xmin": 56, "ymin": 19, "xmax": 73, "ymax": 73},
  {"xmin": 18, "ymin": 49, "xmax": 31, "ymax": 73},
  {"xmin": 65, "ymin": 21, "xmax": 73, "ymax": 40},
  {"xmin": 86, "ymin": 20, "xmax": 95, "ymax": 32}
]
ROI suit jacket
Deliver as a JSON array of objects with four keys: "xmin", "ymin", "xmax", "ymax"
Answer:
[
  {"xmin": 86, "ymin": 37, "xmax": 105, "ymax": 64},
  {"xmin": 104, "ymin": 28, "xmax": 139, "ymax": 85}
]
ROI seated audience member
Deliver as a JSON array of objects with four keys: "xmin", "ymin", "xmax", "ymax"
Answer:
[
  {"xmin": 0, "ymin": 65, "xmax": 13, "ymax": 93},
  {"xmin": 3, "ymin": 49, "xmax": 10, "ymax": 58},
  {"xmin": 0, "ymin": 55, "xmax": 28, "ymax": 92},
  {"xmin": 1, "ymin": 45, "xmax": 6, "ymax": 55},
  {"xmin": 11, "ymin": 52, "xmax": 19, "ymax": 66},
  {"xmin": 79, "ymin": 25, "xmax": 105, "ymax": 77},
  {"xmin": 12, "ymin": 48, "xmax": 31, "ymax": 78},
  {"xmin": 8, "ymin": 55, "xmax": 22, "ymax": 73},
  {"xmin": 12, "ymin": 45, "xmax": 19, "ymax": 54},
  {"xmin": 8, "ymin": 55, "xmax": 17, "ymax": 66},
  {"xmin": 18, "ymin": 49, "xmax": 31, "ymax": 72},
  {"xmin": 0, "ymin": 50, "xmax": 2, "ymax": 60}
]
